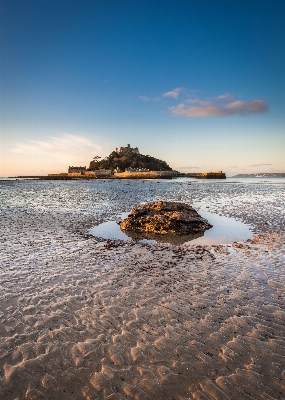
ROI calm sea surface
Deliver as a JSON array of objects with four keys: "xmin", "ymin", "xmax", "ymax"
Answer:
[{"xmin": 1, "ymin": 176, "xmax": 285, "ymax": 184}]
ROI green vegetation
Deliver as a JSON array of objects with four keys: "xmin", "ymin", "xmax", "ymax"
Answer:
[{"xmin": 89, "ymin": 151, "xmax": 172, "ymax": 172}]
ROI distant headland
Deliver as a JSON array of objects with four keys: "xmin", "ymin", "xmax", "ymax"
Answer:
[{"xmin": 231, "ymin": 173, "xmax": 285, "ymax": 178}]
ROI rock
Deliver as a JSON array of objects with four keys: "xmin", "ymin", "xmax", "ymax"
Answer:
[{"xmin": 119, "ymin": 201, "xmax": 212, "ymax": 235}]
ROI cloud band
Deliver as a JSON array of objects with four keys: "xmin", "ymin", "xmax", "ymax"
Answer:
[{"xmin": 169, "ymin": 99, "xmax": 268, "ymax": 118}]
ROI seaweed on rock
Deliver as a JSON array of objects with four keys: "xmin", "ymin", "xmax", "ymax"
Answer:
[{"xmin": 119, "ymin": 201, "xmax": 212, "ymax": 235}]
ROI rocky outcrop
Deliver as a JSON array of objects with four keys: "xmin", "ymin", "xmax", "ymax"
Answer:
[
  {"xmin": 119, "ymin": 201, "xmax": 212, "ymax": 235},
  {"xmin": 89, "ymin": 148, "xmax": 172, "ymax": 172}
]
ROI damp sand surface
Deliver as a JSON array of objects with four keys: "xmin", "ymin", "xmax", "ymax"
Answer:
[{"xmin": 0, "ymin": 179, "xmax": 285, "ymax": 400}]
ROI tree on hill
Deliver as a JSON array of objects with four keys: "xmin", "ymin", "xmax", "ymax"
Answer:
[{"xmin": 89, "ymin": 151, "xmax": 172, "ymax": 172}]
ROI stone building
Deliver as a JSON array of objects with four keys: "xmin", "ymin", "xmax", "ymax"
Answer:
[
  {"xmin": 68, "ymin": 166, "xmax": 86, "ymax": 173},
  {"xmin": 115, "ymin": 144, "xmax": 139, "ymax": 155},
  {"xmin": 94, "ymin": 169, "xmax": 113, "ymax": 177},
  {"xmin": 125, "ymin": 167, "xmax": 150, "ymax": 172}
]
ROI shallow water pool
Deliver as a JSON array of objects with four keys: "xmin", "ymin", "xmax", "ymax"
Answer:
[{"xmin": 89, "ymin": 210, "xmax": 253, "ymax": 245}]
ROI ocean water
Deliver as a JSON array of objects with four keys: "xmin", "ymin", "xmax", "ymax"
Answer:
[
  {"xmin": 175, "ymin": 176, "xmax": 285, "ymax": 184},
  {"xmin": 1, "ymin": 176, "xmax": 285, "ymax": 184}
]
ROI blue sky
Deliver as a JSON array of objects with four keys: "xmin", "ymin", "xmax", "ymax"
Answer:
[{"xmin": 0, "ymin": 0, "xmax": 284, "ymax": 175}]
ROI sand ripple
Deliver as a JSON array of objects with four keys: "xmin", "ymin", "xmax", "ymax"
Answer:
[{"xmin": 0, "ymin": 180, "xmax": 285, "ymax": 399}]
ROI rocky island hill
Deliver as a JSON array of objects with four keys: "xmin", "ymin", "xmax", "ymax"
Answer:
[
  {"xmin": 25, "ymin": 144, "xmax": 225, "ymax": 180},
  {"xmin": 89, "ymin": 144, "xmax": 172, "ymax": 173}
]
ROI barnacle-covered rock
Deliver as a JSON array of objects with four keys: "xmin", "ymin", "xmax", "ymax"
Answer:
[{"xmin": 119, "ymin": 201, "xmax": 212, "ymax": 235}]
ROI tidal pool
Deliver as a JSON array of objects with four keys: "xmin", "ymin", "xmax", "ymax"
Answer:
[{"xmin": 89, "ymin": 210, "xmax": 253, "ymax": 245}]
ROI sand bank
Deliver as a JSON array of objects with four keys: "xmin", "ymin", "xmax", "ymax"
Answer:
[{"xmin": 0, "ymin": 179, "xmax": 284, "ymax": 399}]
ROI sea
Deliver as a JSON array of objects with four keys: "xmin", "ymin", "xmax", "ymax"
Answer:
[{"xmin": 1, "ymin": 176, "xmax": 285, "ymax": 184}]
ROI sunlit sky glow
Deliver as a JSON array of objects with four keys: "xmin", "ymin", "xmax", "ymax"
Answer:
[{"xmin": 0, "ymin": 0, "xmax": 284, "ymax": 176}]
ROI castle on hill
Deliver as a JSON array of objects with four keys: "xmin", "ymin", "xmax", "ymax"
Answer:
[
  {"xmin": 115, "ymin": 144, "xmax": 139, "ymax": 155},
  {"xmin": 50, "ymin": 143, "xmax": 226, "ymax": 179}
]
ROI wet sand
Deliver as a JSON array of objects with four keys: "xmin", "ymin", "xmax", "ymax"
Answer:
[{"xmin": 0, "ymin": 180, "xmax": 284, "ymax": 399}]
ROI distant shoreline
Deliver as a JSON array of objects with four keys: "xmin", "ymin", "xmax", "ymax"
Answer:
[
  {"xmin": 231, "ymin": 173, "xmax": 285, "ymax": 178},
  {"xmin": 7, "ymin": 175, "xmax": 172, "ymax": 180}
]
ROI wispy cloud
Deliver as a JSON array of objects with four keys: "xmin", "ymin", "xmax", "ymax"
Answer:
[
  {"xmin": 10, "ymin": 134, "xmax": 103, "ymax": 165},
  {"xmin": 139, "ymin": 88, "xmax": 268, "ymax": 118},
  {"xmin": 162, "ymin": 87, "xmax": 184, "ymax": 99},
  {"xmin": 138, "ymin": 95, "xmax": 161, "ymax": 102},
  {"xmin": 169, "ymin": 98, "xmax": 268, "ymax": 118},
  {"xmin": 250, "ymin": 163, "xmax": 273, "ymax": 167},
  {"xmin": 138, "ymin": 95, "xmax": 151, "ymax": 102},
  {"xmin": 215, "ymin": 93, "xmax": 233, "ymax": 100}
]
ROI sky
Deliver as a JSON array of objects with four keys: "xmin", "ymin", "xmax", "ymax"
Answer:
[{"xmin": 0, "ymin": 0, "xmax": 284, "ymax": 176}]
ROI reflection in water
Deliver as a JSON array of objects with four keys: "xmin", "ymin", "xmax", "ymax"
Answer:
[
  {"xmin": 89, "ymin": 210, "xmax": 253, "ymax": 245},
  {"xmin": 90, "ymin": 220, "xmax": 132, "ymax": 241},
  {"xmin": 122, "ymin": 229, "xmax": 204, "ymax": 245}
]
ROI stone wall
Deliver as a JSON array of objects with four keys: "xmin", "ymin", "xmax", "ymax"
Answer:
[
  {"xmin": 114, "ymin": 171, "xmax": 172, "ymax": 179},
  {"xmin": 67, "ymin": 172, "xmax": 82, "ymax": 177},
  {"xmin": 186, "ymin": 171, "xmax": 226, "ymax": 179},
  {"xmin": 198, "ymin": 172, "xmax": 226, "ymax": 179},
  {"xmin": 94, "ymin": 170, "xmax": 113, "ymax": 176}
]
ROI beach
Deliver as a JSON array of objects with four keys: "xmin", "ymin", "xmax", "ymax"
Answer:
[{"xmin": 0, "ymin": 178, "xmax": 284, "ymax": 399}]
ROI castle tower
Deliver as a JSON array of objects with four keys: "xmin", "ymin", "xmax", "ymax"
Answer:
[{"xmin": 115, "ymin": 144, "xmax": 139, "ymax": 154}]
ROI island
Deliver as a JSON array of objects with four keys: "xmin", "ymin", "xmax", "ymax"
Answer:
[{"xmin": 12, "ymin": 144, "xmax": 226, "ymax": 179}]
